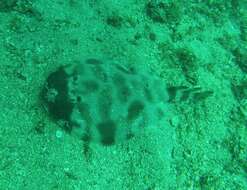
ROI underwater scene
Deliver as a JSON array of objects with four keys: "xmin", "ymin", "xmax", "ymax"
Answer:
[{"xmin": 0, "ymin": 1, "xmax": 246, "ymax": 189}]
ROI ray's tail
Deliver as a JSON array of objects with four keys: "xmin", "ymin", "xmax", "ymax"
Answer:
[{"xmin": 167, "ymin": 86, "xmax": 213, "ymax": 103}]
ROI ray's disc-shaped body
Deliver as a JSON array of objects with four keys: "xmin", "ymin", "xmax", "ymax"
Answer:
[{"xmin": 42, "ymin": 58, "xmax": 212, "ymax": 145}]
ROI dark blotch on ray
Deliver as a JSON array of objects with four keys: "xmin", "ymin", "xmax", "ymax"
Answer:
[
  {"xmin": 43, "ymin": 67, "xmax": 73, "ymax": 121},
  {"xmin": 97, "ymin": 120, "xmax": 117, "ymax": 146},
  {"xmin": 82, "ymin": 80, "xmax": 99, "ymax": 93},
  {"xmin": 127, "ymin": 100, "xmax": 145, "ymax": 121},
  {"xmin": 85, "ymin": 58, "xmax": 103, "ymax": 65}
]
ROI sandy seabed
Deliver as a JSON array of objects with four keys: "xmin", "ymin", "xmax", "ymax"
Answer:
[{"xmin": 0, "ymin": 1, "xmax": 246, "ymax": 190}]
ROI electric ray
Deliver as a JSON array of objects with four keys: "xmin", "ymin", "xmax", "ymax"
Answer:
[{"xmin": 42, "ymin": 58, "xmax": 212, "ymax": 146}]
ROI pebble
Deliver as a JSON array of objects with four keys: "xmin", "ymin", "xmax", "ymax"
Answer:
[{"xmin": 56, "ymin": 130, "xmax": 63, "ymax": 138}]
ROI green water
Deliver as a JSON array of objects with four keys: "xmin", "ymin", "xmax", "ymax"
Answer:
[{"xmin": 0, "ymin": 1, "xmax": 246, "ymax": 190}]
